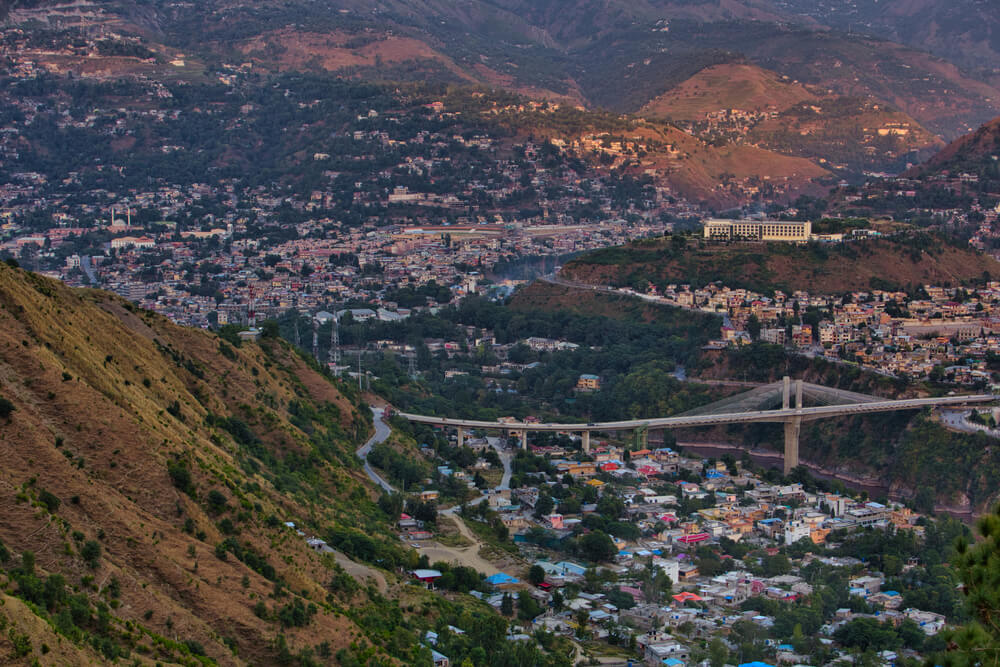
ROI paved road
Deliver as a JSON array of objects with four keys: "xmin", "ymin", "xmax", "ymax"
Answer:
[
  {"xmin": 490, "ymin": 436, "xmax": 513, "ymax": 491},
  {"xmin": 356, "ymin": 407, "xmax": 395, "ymax": 493},
  {"xmin": 940, "ymin": 407, "xmax": 1000, "ymax": 437},
  {"xmin": 357, "ymin": 410, "xmax": 514, "ymax": 502},
  {"xmin": 80, "ymin": 255, "xmax": 98, "ymax": 284}
]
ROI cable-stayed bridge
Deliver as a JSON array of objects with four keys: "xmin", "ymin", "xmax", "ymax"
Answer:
[{"xmin": 395, "ymin": 377, "xmax": 995, "ymax": 473}]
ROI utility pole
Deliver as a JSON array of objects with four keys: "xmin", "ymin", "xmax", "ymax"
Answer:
[{"xmin": 358, "ymin": 353, "xmax": 363, "ymax": 393}]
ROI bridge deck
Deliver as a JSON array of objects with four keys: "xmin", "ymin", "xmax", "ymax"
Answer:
[{"xmin": 396, "ymin": 394, "xmax": 995, "ymax": 432}]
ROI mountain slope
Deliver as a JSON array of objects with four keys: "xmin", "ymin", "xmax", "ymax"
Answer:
[{"xmin": 0, "ymin": 262, "xmax": 409, "ymax": 665}]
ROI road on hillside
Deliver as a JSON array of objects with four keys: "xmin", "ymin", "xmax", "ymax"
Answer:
[
  {"xmin": 356, "ymin": 407, "xmax": 395, "ymax": 493},
  {"xmin": 357, "ymin": 410, "xmax": 514, "ymax": 502}
]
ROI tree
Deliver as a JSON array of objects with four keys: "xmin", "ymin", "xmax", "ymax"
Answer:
[
  {"xmin": 578, "ymin": 530, "xmax": 617, "ymax": 562},
  {"xmin": 946, "ymin": 505, "xmax": 1000, "ymax": 664},
  {"xmin": 528, "ymin": 565, "xmax": 546, "ymax": 586},
  {"xmin": 534, "ymin": 492, "xmax": 554, "ymax": 518},
  {"xmin": 708, "ymin": 637, "xmax": 729, "ymax": 667},
  {"xmin": 500, "ymin": 592, "xmax": 514, "ymax": 617}
]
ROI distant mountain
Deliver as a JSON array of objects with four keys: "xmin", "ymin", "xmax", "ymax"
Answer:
[
  {"xmin": 9, "ymin": 0, "xmax": 997, "ymax": 141},
  {"xmin": 773, "ymin": 0, "xmax": 1000, "ymax": 79}
]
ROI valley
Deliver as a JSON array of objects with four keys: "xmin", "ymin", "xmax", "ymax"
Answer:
[{"xmin": 3, "ymin": 1, "xmax": 1000, "ymax": 665}]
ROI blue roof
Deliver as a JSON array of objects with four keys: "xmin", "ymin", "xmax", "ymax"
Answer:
[
  {"xmin": 664, "ymin": 660, "xmax": 685, "ymax": 667},
  {"xmin": 486, "ymin": 573, "xmax": 520, "ymax": 585},
  {"xmin": 739, "ymin": 663, "xmax": 775, "ymax": 667}
]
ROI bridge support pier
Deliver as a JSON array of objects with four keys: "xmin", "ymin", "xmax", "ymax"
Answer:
[
  {"xmin": 783, "ymin": 418, "xmax": 801, "ymax": 475},
  {"xmin": 581, "ymin": 431, "xmax": 590, "ymax": 454},
  {"xmin": 456, "ymin": 427, "xmax": 465, "ymax": 449},
  {"xmin": 519, "ymin": 430, "xmax": 527, "ymax": 450},
  {"xmin": 783, "ymin": 378, "xmax": 804, "ymax": 475}
]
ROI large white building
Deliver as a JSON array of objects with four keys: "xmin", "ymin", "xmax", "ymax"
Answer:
[{"xmin": 703, "ymin": 218, "xmax": 812, "ymax": 242}]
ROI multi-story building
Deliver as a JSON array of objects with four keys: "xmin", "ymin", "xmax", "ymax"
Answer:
[{"xmin": 702, "ymin": 218, "xmax": 812, "ymax": 242}]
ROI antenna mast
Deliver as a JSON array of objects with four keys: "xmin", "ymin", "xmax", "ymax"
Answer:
[
  {"xmin": 247, "ymin": 286, "xmax": 257, "ymax": 330},
  {"xmin": 312, "ymin": 314, "xmax": 319, "ymax": 361},
  {"xmin": 329, "ymin": 308, "xmax": 341, "ymax": 365}
]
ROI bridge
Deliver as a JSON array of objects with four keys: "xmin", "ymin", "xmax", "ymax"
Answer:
[{"xmin": 395, "ymin": 377, "xmax": 996, "ymax": 473}]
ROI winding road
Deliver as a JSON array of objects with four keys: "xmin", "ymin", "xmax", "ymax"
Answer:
[
  {"xmin": 356, "ymin": 407, "xmax": 395, "ymax": 492},
  {"xmin": 358, "ymin": 408, "xmax": 514, "ymax": 501}
]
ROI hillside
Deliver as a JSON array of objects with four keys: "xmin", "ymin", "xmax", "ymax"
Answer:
[
  {"xmin": 0, "ymin": 262, "xmax": 420, "ymax": 665},
  {"xmin": 907, "ymin": 115, "xmax": 1000, "ymax": 177},
  {"xmin": 560, "ymin": 233, "xmax": 1000, "ymax": 294},
  {"xmin": 485, "ymin": 107, "xmax": 832, "ymax": 207},
  {"xmin": 640, "ymin": 63, "xmax": 819, "ymax": 120},
  {"xmin": 638, "ymin": 63, "xmax": 944, "ymax": 174}
]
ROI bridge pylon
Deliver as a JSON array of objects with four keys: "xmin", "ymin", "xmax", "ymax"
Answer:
[{"xmin": 783, "ymin": 378, "xmax": 803, "ymax": 474}]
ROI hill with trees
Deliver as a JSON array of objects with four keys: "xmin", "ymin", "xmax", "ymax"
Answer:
[{"xmin": 560, "ymin": 232, "xmax": 1000, "ymax": 295}]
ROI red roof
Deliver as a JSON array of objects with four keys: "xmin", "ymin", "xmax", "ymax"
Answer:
[
  {"xmin": 672, "ymin": 592, "xmax": 703, "ymax": 603},
  {"xmin": 677, "ymin": 533, "xmax": 710, "ymax": 544}
]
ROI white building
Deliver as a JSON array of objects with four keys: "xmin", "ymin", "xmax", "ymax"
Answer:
[{"xmin": 703, "ymin": 218, "xmax": 812, "ymax": 242}]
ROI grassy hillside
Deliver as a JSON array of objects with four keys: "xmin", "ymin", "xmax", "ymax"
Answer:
[
  {"xmin": 561, "ymin": 233, "xmax": 1000, "ymax": 294},
  {"xmin": 0, "ymin": 262, "xmax": 421, "ymax": 665}
]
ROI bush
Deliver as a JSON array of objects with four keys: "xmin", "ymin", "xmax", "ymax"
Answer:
[
  {"xmin": 80, "ymin": 540, "xmax": 101, "ymax": 568},
  {"xmin": 167, "ymin": 460, "xmax": 193, "ymax": 493},
  {"xmin": 277, "ymin": 599, "xmax": 316, "ymax": 628},
  {"xmin": 207, "ymin": 489, "xmax": 227, "ymax": 511},
  {"xmin": 0, "ymin": 397, "xmax": 14, "ymax": 420},
  {"xmin": 38, "ymin": 489, "xmax": 60, "ymax": 513}
]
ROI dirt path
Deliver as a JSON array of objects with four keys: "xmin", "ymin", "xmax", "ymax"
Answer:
[
  {"xmin": 332, "ymin": 550, "xmax": 388, "ymax": 594},
  {"xmin": 418, "ymin": 515, "xmax": 502, "ymax": 575}
]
